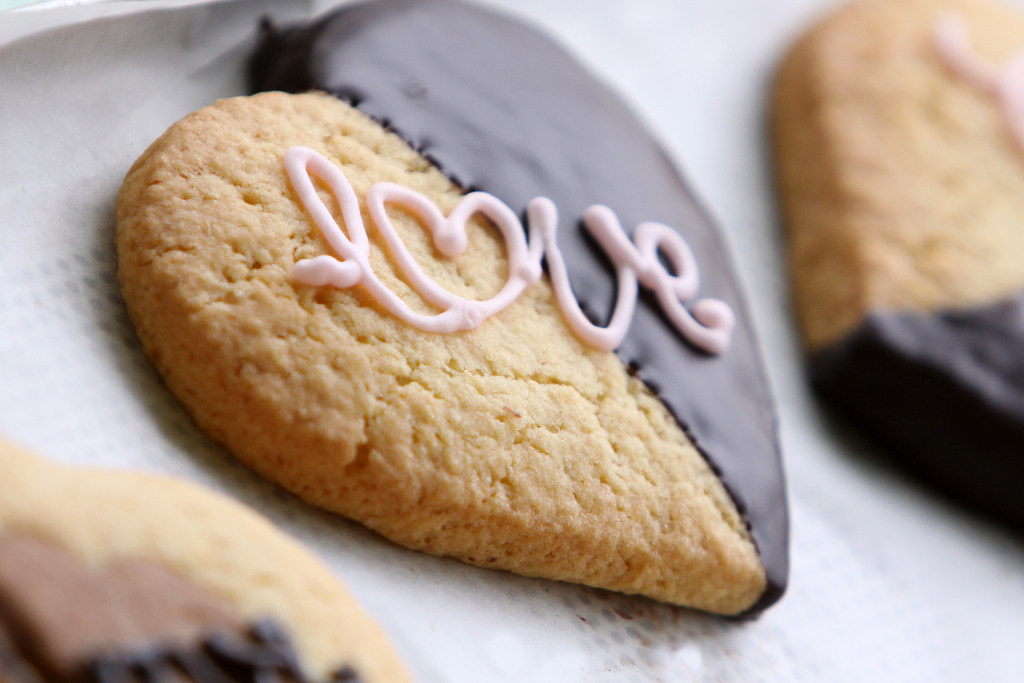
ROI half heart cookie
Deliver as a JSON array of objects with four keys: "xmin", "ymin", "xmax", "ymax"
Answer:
[
  {"xmin": 775, "ymin": 0, "xmax": 1024, "ymax": 528},
  {"xmin": 0, "ymin": 437, "xmax": 410, "ymax": 683},
  {"xmin": 119, "ymin": 2, "xmax": 786, "ymax": 616}
]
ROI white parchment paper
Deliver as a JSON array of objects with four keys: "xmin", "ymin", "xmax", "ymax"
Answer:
[{"xmin": 1, "ymin": 1, "xmax": 1023, "ymax": 681}]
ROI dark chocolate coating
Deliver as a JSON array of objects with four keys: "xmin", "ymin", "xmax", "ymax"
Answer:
[
  {"xmin": 812, "ymin": 296, "xmax": 1024, "ymax": 530},
  {"xmin": 248, "ymin": 0, "xmax": 787, "ymax": 614},
  {"xmin": 86, "ymin": 620, "xmax": 362, "ymax": 683}
]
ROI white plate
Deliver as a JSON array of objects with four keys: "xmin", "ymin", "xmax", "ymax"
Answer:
[{"xmin": 1, "ymin": 1, "xmax": 1023, "ymax": 680}]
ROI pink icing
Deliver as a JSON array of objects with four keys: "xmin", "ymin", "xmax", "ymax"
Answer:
[
  {"xmin": 934, "ymin": 13, "xmax": 1024, "ymax": 154},
  {"xmin": 284, "ymin": 146, "xmax": 734, "ymax": 354}
]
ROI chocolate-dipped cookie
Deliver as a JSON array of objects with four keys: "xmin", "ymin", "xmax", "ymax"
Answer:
[
  {"xmin": 0, "ymin": 438, "xmax": 410, "ymax": 683},
  {"xmin": 775, "ymin": 0, "xmax": 1024, "ymax": 528},
  {"xmin": 118, "ymin": 0, "xmax": 787, "ymax": 616},
  {"xmin": 248, "ymin": 0, "xmax": 789, "ymax": 613}
]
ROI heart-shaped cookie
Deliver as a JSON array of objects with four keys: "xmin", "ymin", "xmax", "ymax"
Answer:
[
  {"xmin": 249, "ymin": 0, "xmax": 787, "ymax": 615},
  {"xmin": 774, "ymin": 0, "xmax": 1024, "ymax": 528}
]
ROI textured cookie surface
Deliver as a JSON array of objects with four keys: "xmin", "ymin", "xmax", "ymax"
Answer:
[
  {"xmin": 774, "ymin": 0, "xmax": 1024, "ymax": 528},
  {"xmin": 117, "ymin": 91, "xmax": 767, "ymax": 615},
  {"xmin": 0, "ymin": 437, "xmax": 411, "ymax": 683}
]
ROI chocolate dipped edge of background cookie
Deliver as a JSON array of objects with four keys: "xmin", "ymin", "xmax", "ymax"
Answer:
[
  {"xmin": 810, "ymin": 296, "xmax": 1024, "ymax": 531},
  {"xmin": 0, "ymin": 535, "xmax": 364, "ymax": 683}
]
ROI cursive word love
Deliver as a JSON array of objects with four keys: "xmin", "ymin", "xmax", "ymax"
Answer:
[
  {"xmin": 284, "ymin": 146, "xmax": 734, "ymax": 354},
  {"xmin": 934, "ymin": 14, "xmax": 1024, "ymax": 155}
]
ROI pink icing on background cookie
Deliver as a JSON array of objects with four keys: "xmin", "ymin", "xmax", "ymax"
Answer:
[{"xmin": 934, "ymin": 13, "xmax": 1024, "ymax": 155}]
